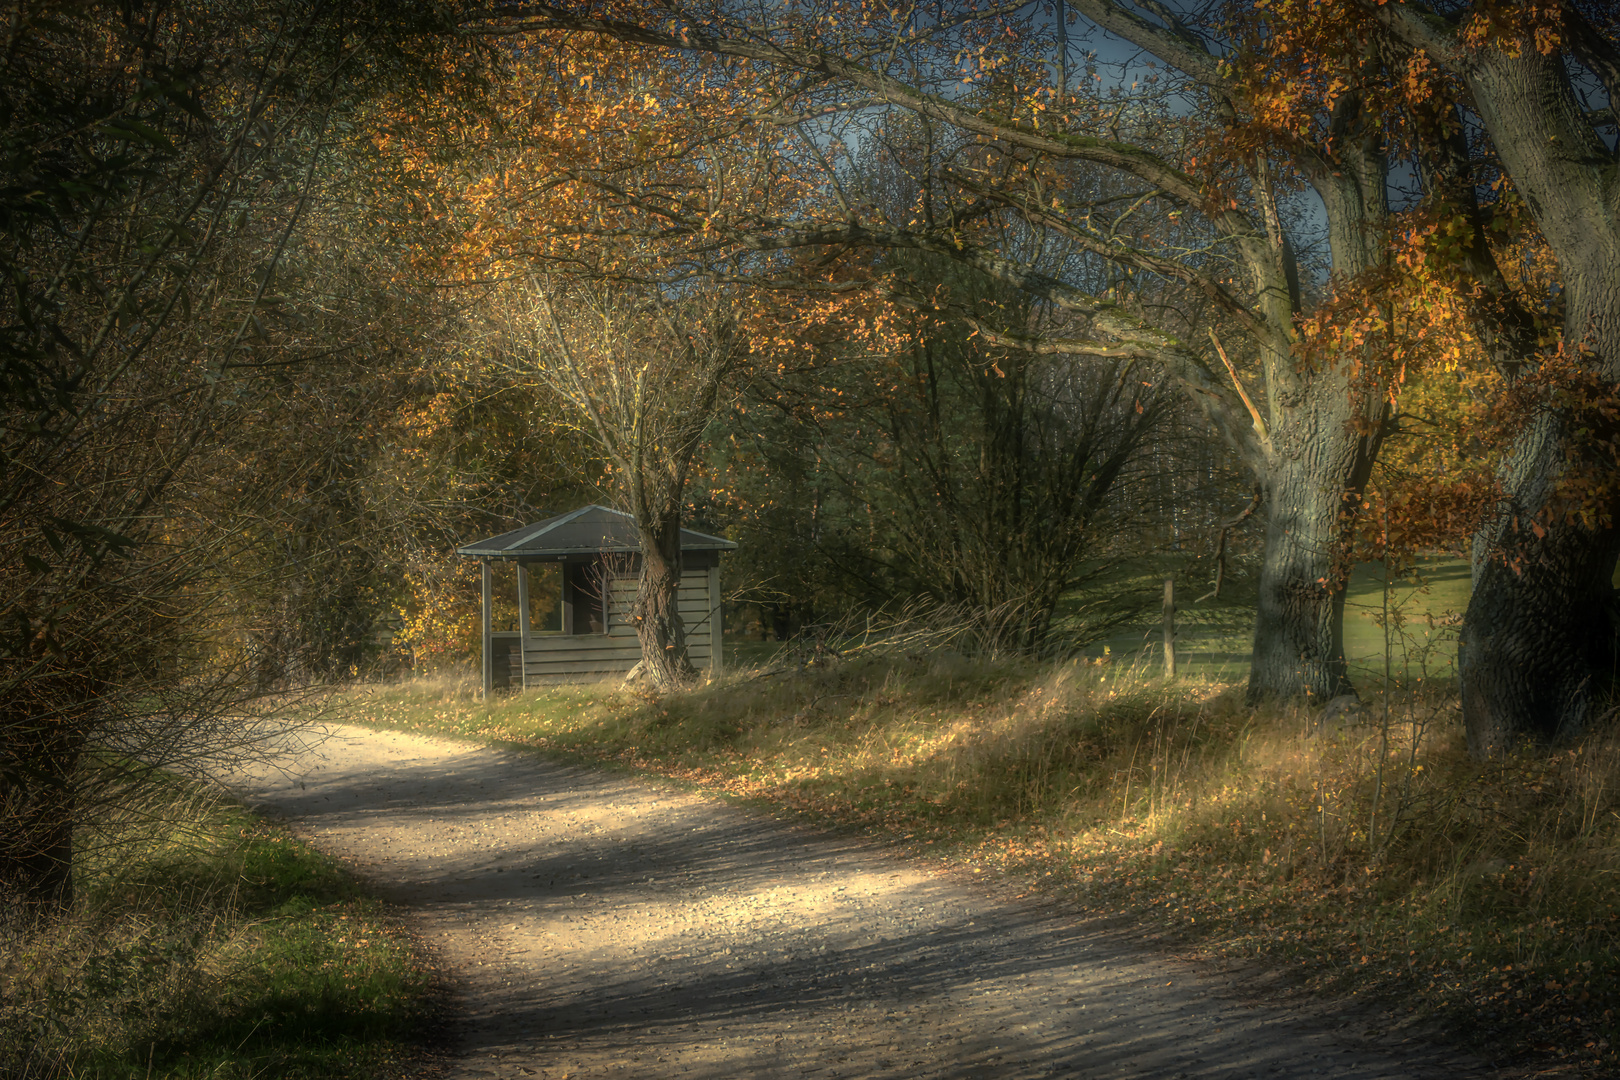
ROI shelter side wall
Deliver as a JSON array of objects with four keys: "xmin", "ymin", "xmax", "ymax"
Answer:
[{"xmin": 492, "ymin": 631, "xmax": 519, "ymax": 687}]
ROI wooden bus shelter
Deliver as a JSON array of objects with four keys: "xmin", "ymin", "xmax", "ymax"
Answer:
[{"xmin": 456, "ymin": 505, "xmax": 736, "ymax": 693}]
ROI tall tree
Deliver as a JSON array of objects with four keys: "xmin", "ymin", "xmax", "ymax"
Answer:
[
  {"xmin": 492, "ymin": 281, "xmax": 744, "ymax": 688},
  {"xmin": 462, "ymin": 2, "xmax": 1404, "ymax": 704},
  {"xmin": 1338, "ymin": 0, "xmax": 1620, "ymax": 751},
  {"xmin": 378, "ymin": 32, "xmax": 827, "ymax": 685},
  {"xmin": 467, "ymin": 2, "xmax": 1618, "ymax": 746}
]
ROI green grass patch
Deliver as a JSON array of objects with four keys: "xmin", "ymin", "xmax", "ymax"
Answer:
[
  {"xmin": 0, "ymin": 783, "xmax": 440, "ymax": 1079},
  {"xmin": 1074, "ymin": 551, "xmax": 1264, "ymax": 681},
  {"xmin": 1343, "ymin": 557, "xmax": 1470, "ymax": 685},
  {"xmin": 345, "ymin": 660, "xmax": 1620, "ymax": 1075},
  {"xmin": 1080, "ymin": 555, "xmax": 1472, "ymax": 686}
]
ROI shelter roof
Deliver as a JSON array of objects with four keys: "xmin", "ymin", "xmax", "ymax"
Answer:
[{"xmin": 455, "ymin": 504, "xmax": 737, "ymax": 559}]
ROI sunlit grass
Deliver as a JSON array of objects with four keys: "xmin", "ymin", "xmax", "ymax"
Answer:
[{"xmin": 0, "ymin": 783, "xmax": 438, "ymax": 1079}]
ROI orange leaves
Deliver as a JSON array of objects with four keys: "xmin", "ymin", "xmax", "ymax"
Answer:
[
  {"xmin": 1403, "ymin": 50, "xmax": 1437, "ymax": 102},
  {"xmin": 1343, "ymin": 477, "xmax": 1497, "ymax": 569},
  {"xmin": 1460, "ymin": 2, "xmax": 1567, "ymax": 58},
  {"xmin": 1221, "ymin": 0, "xmax": 1378, "ymax": 143},
  {"xmin": 375, "ymin": 25, "xmax": 804, "ymax": 293},
  {"xmin": 1295, "ymin": 239, "xmax": 1483, "ymax": 390},
  {"xmin": 394, "ymin": 393, "xmax": 463, "ymax": 441},
  {"xmin": 1218, "ymin": 0, "xmax": 1483, "ymax": 169}
]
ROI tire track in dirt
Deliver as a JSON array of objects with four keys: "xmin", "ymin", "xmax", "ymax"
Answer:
[{"xmin": 223, "ymin": 724, "xmax": 1504, "ymax": 1079}]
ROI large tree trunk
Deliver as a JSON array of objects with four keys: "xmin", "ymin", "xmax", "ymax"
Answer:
[
  {"xmin": 1248, "ymin": 377, "xmax": 1385, "ymax": 703},
  {"xmin": 631, "ymin": 507, "xmax": 700, "ymax": 690},
  {"xmin": 1243, "ymin": 97, "xmax": 1390, "ymax": 704},
  {"xmin": 1447, "ymin": 45, "xmax": 1620, "ymax": 753},
  {"xmin": 1461, "ymin": 484, "xmax": 1620, "ymax": 755},
  {"xmin": 1460, "ymin": 296, "xmax": 1620, "ymax": 754}
]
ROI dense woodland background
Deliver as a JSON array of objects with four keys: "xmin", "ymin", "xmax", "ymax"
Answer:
[{"xmin": 2, "ymin": 0, "xmax": 1617, "ymax": 925}]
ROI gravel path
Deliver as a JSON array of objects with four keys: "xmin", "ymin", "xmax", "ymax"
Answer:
[{"xmin": 222, "ymin": 724, "xmax": 1500, "ymax": 1080}]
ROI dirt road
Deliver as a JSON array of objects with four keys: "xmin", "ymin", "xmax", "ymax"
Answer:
[{"xmin": 223, "ymin": 724, "xmax": 1495, "ymax": 1080}]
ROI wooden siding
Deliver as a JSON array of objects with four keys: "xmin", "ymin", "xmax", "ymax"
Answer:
[
  {"xmin": 520, "ymin": 567, "xmax": 715, "ymax": 683},
  {"xmin": 492, "ymin": 631, "xmax": 520, "ymax": 687}
]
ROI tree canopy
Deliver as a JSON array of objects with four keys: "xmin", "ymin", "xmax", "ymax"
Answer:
[{"xmin": 457, "ymin": 0, "xmax": 1618, "ymax": 744}]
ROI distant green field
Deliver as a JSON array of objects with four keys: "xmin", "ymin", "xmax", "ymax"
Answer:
[
  {"xmin": 1342, "ymin": 557, "xmax": 1469, "ymax": 684},
  {"xmin": 1083, "ymin": 556, "xmax": 1471, "ymax": 685},
  {"xmin": 724, "ymin": 556, "xmax": 1474, "ymax": 686}
]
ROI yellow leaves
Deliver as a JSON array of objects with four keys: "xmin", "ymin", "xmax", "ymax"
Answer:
[
  {"xmin": 1295, "ymin": 214, "xmax": 1500, "ymax": 405},
  {"xmin": 381, "ymin": 41, "xmax": 801, "ymax": 291},
  {"xmin": 394, "ymin": 558, "xmax": 490, "ymax": 670}
]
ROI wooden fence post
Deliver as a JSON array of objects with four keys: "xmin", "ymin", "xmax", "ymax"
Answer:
[{"xmin": 1163, "ymin": 576, "xmax": 1177, "ymax": 679}]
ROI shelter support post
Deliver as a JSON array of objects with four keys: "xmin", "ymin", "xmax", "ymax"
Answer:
[
  {"xmin": 481, "ymin": 559, "xmax": 493, "ymax": 698},
  {"xmin": 708, "ymin": 563, "xmax": 723, "ymax": 678},
  {"xmin": 517, "ymin": 561, "xmax": 531, "ymax": 689}
]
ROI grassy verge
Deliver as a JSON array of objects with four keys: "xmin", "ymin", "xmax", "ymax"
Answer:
[
  {"xmin": 344, "ymin": 655, "xmax": 1618, "ymax": 1076},
  {"xmin": 0, "ymin": 780, "xmax": 441, "ymax": 1079}
]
